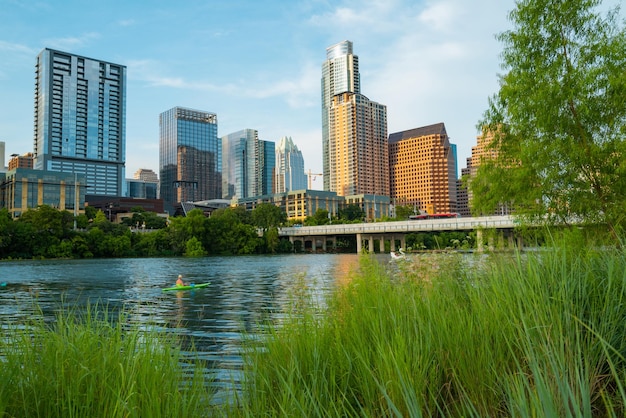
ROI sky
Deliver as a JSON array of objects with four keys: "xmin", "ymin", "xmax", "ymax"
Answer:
[{"xmin": 0, "ymin": 0, "xmax": 519, "ymax": 190}]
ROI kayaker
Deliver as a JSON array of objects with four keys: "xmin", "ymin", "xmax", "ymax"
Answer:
[{"xmin": 176, "ymin": 274, "xmax": 187, "ymax": 287}]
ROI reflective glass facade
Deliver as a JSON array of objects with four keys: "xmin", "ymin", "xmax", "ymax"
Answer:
[
  {"xmin": 33, "ymin": 48, "xmax": 126, "ymax": 196},
  {"xmin": 159, "ymin": 107, "xmax": 221, "ymax": 214},
  {"xmin": 221, "ymin": 129, "xmax": 275, "ymax": 199},
  {"xmin": 275, "ymin": 136, "xmax": 306, "ymax": 193},
  {"xmin": 259, "ymin": 139, "xmax": 275, "ymax": 195}
]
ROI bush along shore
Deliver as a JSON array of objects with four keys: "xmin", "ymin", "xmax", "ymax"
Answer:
[{"xmin": 229, "ymin": 236, "xmax": 626, "ymax": 417}]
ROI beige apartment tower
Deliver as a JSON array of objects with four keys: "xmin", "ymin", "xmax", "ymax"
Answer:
[
  {"xmin": 389, "ymin": 123, "xmax": 457, "ymax": 214},
  {"xmin": 322, "ymin": 40, "xmax": 389, "ymax": 196}
]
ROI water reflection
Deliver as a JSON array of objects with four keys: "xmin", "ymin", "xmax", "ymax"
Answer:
[{"xmin": 0, "ymin": 254, "xmax": 360, "ymax": 395}]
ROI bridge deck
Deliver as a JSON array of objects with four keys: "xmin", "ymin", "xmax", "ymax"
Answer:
[{"xmin": 279, "ymin": 215, "xmax": 517, "ymax": 237}]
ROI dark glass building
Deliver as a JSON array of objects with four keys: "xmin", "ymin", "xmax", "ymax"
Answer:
[{"xmin": 159, "ymin": 107, "xmax": 221, "ymax": 214}]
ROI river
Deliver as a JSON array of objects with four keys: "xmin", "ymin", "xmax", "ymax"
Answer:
[{"xmin": 0, "ymin": 253, "xmax": 373, "ymax": 397}]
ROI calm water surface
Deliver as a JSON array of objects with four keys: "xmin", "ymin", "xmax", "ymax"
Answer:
[{"xmin": 0, "ymin": 254, "xmax": 368, "ymax": 394}]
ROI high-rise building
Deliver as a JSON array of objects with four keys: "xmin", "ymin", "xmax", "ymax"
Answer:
[
  {"xmin": 133, "ymin": 168, "xmax": 159, "ymax": 183},
  {"xmin": 159, "ymin": 107, "xmax": 221, "ymax": 214},
  {"xmin": 127, "ymin": 168, "xmax": 159, "ymax": 200},
  {"xmin": 0, "ymin": 141, "xmax": 5, "ymax": 172},
  {"xmin": 221, "ymin": 129, "xmax": 275, "ymax": 199},
  {"xmin": 274, "ymin": 136, "xmax": 306, "ymax": 193},
  {"xmin": 259, "ymin": 139, "xmax": 275, "ymax": 196},
  {"xmin": 8, "ymin": 153, "xmax": 34, "ymax": 170},
  {"xmin": 388, "ymin": 123, "xmax": 458, "ymax": 215},
  {"xmin": 321, "ymin": 40, "xmax": 389, "ymax": 196},
  {"xmin": 33, "ymin": 48, "xmax": 126, "ymax": 196},
  {"xmin": 466, "ymin": 128, "xmax": 511, "ymax": 215}
]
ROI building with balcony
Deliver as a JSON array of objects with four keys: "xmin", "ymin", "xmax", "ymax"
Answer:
[
  {"xmin": 33, "ymin": 48, "xmax": 126, "ymax": 196},
  {"xmin": 321, "ymin": 41, "xmax": 389, "ymax": 197}
]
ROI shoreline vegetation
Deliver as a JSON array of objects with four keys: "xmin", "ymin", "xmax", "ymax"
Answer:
[
  {"xmin": 2, "ymin": 232, "xmax": 625, "ymax": 416},
  {"xmin": 0, "ymin": 204, "xmax": 498, "ymax": 261}
]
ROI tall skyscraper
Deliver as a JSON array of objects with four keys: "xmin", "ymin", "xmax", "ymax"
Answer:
[
  {"xmin": 221, "ymin": 129, "xmax": 275, "ymax": 199},
  {"xmin": 388, "ymin": 123, "xmax": 458, "ymax": 214},
  {"xmin": 321, "ymin": 40, "xmax": 389, "ymax": 196},
  {"xmin": 159, "ymin": 107, "xmax": 221, "ymax": 214},
  {"xmin": 259, "ymin": 139, "xmax": 275, "ymax": 196},
  {"xmin": 33, "ymin": 48, "xmax": 126, "ymax": 196},
  {"xmin": 0, "ymin": 141, "xmax": 5, "ymax": 172},
  {"xmin": 274, "ymin": 136, "xmax": 306, "ymax": 193}
]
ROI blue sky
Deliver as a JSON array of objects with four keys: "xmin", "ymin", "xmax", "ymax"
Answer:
[{"xmin": 1, "ymin": 0, "xmax": 519, "ymax": 189}]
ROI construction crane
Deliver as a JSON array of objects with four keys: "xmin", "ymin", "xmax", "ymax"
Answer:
[{"xmin": 307, "ymin": 169, "xmax": 323, "ymax": 190}]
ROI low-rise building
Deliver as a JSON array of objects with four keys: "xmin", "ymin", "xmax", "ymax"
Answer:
[{"xmin": 0, "ymin": 168, "xmax": 85, "ymax": 218}]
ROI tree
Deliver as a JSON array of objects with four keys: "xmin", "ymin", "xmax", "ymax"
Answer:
[
  {"xmin": 305, "ymin": 209, "xmax": 330, "ymax": 226},
  {"xmin": 252, "ymin": 203, "xmax": 286, "ymax": 230},
  {"xmin": 473, "ymin": 0, "xmax": 626, "ymax": 241},
  {"xmin": 393, "ymin": 205, "xmax": 415, "ymax": 220},
  {"xmin": 339, "ymin": 204, "xmax": 364, "ymax": 222},
  {"xmin": 184, "ymin": 236, "xmax": 207, "ymax": 257}
]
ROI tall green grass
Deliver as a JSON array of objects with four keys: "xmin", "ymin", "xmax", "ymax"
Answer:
[
  {"xmin": 0, "ymin": 304, "xmax": 213, "ymax": 418},
  {"xmin": 232, "ymin": 238, "xmax": 626, "ymax": 417}
]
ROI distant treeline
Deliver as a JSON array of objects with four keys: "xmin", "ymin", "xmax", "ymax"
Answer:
[
  {"xmin": 0, "ymin": 203, "xmax": 503, "ymax": 260},
  {"xmin": 0, "ymin": 203, "xmax": 294, "ymax": 259}
]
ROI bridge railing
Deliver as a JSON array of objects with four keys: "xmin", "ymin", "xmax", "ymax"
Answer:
[{"xmin": 278, "ymin": 215, "xmax": 517, "ymax": 236}]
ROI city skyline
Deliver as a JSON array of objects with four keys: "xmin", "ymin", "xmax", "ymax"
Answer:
[{"xmin": 2, "ymin": 1, "xmax": 520, "ymax": 189}]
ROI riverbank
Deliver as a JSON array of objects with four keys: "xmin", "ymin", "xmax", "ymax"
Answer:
[
  {"xmin": 229, "ymin": 243, "xmax": 626, "ymax": 416},
  {"xmin": 1, "ymin": 242, "xmax": 624, "ymax": 416}
]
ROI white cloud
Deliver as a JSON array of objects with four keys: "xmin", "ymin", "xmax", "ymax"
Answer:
[
  {"xmin": 0, "ymin": 40, "xmax": 37, "ymax": 54},
  {"xmin": 417, "ymin": 1, "xmax": 461, "ymax": 32},
  {"xmin": 44, "ymin": 32, "xmax": 101, "ymax": 51},
  {"xmin": 117, "ymin": 19, "xmax": 135, "ymax": 27}
]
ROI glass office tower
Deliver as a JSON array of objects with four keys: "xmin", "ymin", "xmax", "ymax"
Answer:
[
  {"xmin": 159, "ymin": 107, "xmax": 221, "ymax": 214},
  {"xmin": 275, "ymin": 136, "xmax": 306, "ymax": 193},
  {"xmin": 33, "ymin": 48, "xmax": 126, "ymax": 196},
  {"xmin": 259, "ymin": 139, "xmax": 275, "ymax": 196},
  {"xmin": 221, "ymin": 129, "xmax": 275, "ymax": 199}
]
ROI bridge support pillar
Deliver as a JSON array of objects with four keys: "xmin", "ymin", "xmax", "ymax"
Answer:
[
  {"xmin": 379, "ymin": 238, "xmax": 385, "ymax": 253},
  {"xmin": 476, "ymin": 229, "xmax": 484, "ymax": 253},
  {"xmin": 357, "ymin": 233, "xmax": 362, "ymax": 253},
  {"xmin": 322, "ymin": 236, "xmax": 327, "ymax": 252},
  {"xmin": 368, "ymin": 236, "xmax": 374, "ymax": 253}
]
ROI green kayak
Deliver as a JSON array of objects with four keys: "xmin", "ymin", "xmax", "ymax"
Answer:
[{"xmin": 162, "ymin": 282, "xmax": 210, "ymax": 292}]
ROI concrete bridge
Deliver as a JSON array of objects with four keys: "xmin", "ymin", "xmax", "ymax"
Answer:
[{"xmin": 278, "ymin": 215, "xmax": 519, "ymax": 253}]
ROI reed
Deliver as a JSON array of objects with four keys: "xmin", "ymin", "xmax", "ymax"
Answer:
[
  {"xmin": 233, "ymin": 238, "xmax": 626, "ymax": 417},
  {"xmin": 0, "ymin": 304, "xmax": 213, "ymax": 418}
]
